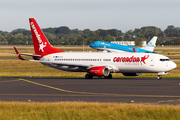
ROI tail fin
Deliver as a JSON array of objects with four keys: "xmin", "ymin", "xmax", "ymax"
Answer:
[
  {"xmin": 141, "ymin": 36, "xmax": 157, "ymax": 52},
  {"xmin": 29, "ymin": 18, "xmax": 64, "ymax": 56}
]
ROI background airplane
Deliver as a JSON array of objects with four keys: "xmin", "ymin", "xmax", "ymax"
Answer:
[
  {"xmin": 89, "ymin": 36, "xmax": 157, "ymax": 53},
  {"xmin": 14, "ymin": 18, "xmax": 176, "ymax": 79}
]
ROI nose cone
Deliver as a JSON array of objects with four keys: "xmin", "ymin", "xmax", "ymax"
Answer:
[
  {"xmin": 89, "ymin": 43, "xmax": 94, "ymax": 48},
  {"xmin": 170, "ymin": 61, "xmax": 177, "ymax": 70}
]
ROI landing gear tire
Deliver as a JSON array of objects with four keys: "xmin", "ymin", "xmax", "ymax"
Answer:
[
  {"xmin": 104, "ymin": 74, "xmax": 112, "ymax": 79},
  {"xmin": 157, "ymin": 75, "xmax": 162, "ymax": 80},
  {"xmin": 85, "ymin": 74, "xmax": 93, "ymax": 79}
]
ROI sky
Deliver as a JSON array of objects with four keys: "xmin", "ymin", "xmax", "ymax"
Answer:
[{"xmin": 0, "ymin": 0, "xmax": 180, "ymax": 32}]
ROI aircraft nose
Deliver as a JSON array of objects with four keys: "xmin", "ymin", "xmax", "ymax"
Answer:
[
  {"xmin": 170, "ymin": 61, "xmax": 177, "ymax": 70},
  {"xmin": 89, "ymin": 43, "xmax": 93, "ymax": 47}
]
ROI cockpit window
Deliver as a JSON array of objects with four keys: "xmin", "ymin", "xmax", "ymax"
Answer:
[{"xmin": 160, "ymin": 59, "xmax": 170, "ymax": 61}]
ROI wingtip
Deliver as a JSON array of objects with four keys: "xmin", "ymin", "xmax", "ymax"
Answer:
[{"xmin": 14, "ymin": 47, "xmax": 25, "ymax": 60}]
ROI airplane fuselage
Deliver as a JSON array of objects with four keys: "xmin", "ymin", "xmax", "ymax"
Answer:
[
  {"xmin": 40, "ymin": 52, "xmax": 176, "ymax": 74},
  {"xmin": 89, "ymin": 41, "xmax": 153, "ymax": 53}
]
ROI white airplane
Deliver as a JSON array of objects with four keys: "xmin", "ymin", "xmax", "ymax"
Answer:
[
  {"xmin": 14, "ymin": 18, "xmax": 177, "ymax": 80},
  {"xmin": 89, "ymin": 37, "xmax": 157, "ymax": 53}
]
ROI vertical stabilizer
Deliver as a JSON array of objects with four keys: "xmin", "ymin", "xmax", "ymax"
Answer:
[
  {"xmin": 29, "ymin": 18, "xmax": 64, "ymax": 56},
  {"xmin": 141, "ymin": 36, "xmax": 157, "ymax": 52}
]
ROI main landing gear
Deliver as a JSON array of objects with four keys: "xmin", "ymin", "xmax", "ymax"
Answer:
[
  {"xmin": 85, "ymin": 74, "xmax": 93, "ymax": 79},
  {"xmin": 85, "ymin": 74, "xmax": 112, "ymax": 79},
  {"xmin": 157, "ymin": 75, "xmax": 162, "ymax": 80},
  {"xmin": 104, "ymin": 74, "xmax": 112, "ymax": 79}
]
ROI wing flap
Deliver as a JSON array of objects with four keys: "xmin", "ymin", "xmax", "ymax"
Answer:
[{"xmin": 39, "ymin": 61, "xmax": 91, "ymax": 68}]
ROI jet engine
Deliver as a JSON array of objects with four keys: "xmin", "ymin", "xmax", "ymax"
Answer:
[
  {"xmin": 122, "ymin": 73, "xmax": 142, "ymax": 76},
  {"xmin": 89, "ymin": 66, "xmax": 110, "ymax": 76}
]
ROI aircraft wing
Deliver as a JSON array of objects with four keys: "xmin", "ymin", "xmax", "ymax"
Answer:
[
  {"xmin": 38, "ymin": 61, "xmax": 91, "ymax": 69},
  {"xmin": 36, "ymin": 60, "xmax": 116, "ymax": 72}
]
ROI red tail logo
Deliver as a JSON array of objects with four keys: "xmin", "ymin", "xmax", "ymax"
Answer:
[
  {"xmin": 29, "ymin": 18, "xmax": 64, "ymax": 57},
  {"xmin": 30, "ymin": 21, "xmax": 47, "ymax": 52}
]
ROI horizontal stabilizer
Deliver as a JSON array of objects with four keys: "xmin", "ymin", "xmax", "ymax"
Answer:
[
  {"xmin": 14, "ymin": 47, "xmax": 42, "ymax": 60},
  {"xmin": 19, "ymin": 53, "xmax": 41, "ymax": 57}
]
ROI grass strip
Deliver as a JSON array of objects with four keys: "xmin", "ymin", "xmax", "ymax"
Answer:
[{"xmin": 0, "ymin": 101, "xmax": 180, "ymax": 120}]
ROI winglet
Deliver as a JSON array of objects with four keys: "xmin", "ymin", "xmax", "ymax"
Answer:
[{"xmin": 14, "ymin": 47, "xmax": 25, "ymax": 60}]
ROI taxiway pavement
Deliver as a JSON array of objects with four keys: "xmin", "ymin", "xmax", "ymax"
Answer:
[{"xmin": 0, "ymin": 77, "xmax": 180, "ymax": 104}]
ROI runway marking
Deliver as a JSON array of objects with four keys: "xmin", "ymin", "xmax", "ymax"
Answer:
[
  {"xmin": 19, "ymin": 78, "xmax": 180, "ymax": 98},
  {"xmin": 0, "ymin": 94, "xmax": 111, "ymax": 97},
  {"xmin": 26, "ymin": 78, "xmax": 178, "ymax": 86},
  {"xmin": 0, "ymin": 79, "xmax": 21, "ymax": 83},
  {"xmin": 158, "ymin": 99, "xmax": 180, "ymax": 103}
]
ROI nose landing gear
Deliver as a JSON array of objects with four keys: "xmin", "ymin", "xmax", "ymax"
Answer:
[
  {"xmin": 157, "ymin": 72, "xmax": 168, "ymax": 80},
  {"xmin": 157, "ymin": 75, "xmax": 162, "ymax": 80}
]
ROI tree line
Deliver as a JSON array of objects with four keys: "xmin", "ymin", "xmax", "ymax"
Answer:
[{"xmin": 0, "ymin": 25, "xmax": 180, "ymax": 46}]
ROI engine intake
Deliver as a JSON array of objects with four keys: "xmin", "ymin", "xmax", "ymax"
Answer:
[
  {"xmin": 89, "ymin": 66, "xmax": 110, "ymax": 76},
  {"xmin": 122, "ymin": 73, "xmax": 142, "ymax": 76}
]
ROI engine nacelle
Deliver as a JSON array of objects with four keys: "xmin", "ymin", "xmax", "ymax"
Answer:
[
  {"xmin": 122, "ymin": 73, "xmax": 142, "ymax": 76},
  {"xmin": 89, "ymin": 66, "xmax": 110, "ymax": 76}
]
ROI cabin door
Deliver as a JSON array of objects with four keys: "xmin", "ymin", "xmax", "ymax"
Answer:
[{"xmin": 150, "ymin": 56, "xmax": 154, "ymax": 66}]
